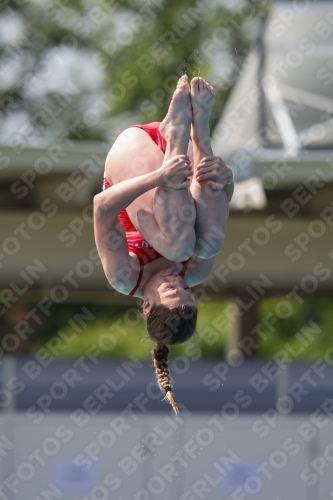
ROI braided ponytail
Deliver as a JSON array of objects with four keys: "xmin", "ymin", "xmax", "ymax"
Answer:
[
  {"xmin": 152, "ymin": 344, "xmax": 178, "ymax": 415},
  {"xmin": 144, "ymin": 304, "xmax": 198, "ymax": 414}
]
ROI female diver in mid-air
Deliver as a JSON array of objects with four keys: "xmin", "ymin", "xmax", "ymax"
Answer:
[{"xmin": 94, "ymin": 75, "xmax": 234, "ymax": 414}]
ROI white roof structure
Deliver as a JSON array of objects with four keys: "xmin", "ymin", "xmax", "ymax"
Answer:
[{"xmin": 212, "ymin": 1, "xmax": 333, "ymax": 188}]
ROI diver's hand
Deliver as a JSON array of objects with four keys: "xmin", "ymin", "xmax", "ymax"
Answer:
[
  {"xmin": 195, "ymin": 156, "xmax": 233, "ymax": 192},
  {"xmin": 157, "ymin": 155, "xmax": 193, "ymax": 189}
]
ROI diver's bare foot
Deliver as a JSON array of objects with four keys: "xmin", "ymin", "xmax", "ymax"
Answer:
[
  {"xmin": 159, "ymin": 75, "xmax": 192, "ymax": 142},
  {"xmin": 190, "ymin": 77, "xmax": 215, "ymax": 141}
]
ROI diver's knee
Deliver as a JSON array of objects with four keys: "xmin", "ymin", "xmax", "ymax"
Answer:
[
  {"xmin": 194, "ymin": 238, "xmax": 224, "ymax": 259},
  {"xmin": 167, "ymin": 234, "xmax": 195, "ymax": 262}
]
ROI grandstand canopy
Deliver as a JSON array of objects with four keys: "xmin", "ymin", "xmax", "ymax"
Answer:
[{"xmin": 212, "ymin": 1, "xmax": 333, "ymax": 181}]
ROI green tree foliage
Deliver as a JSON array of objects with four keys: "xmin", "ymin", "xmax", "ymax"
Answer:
[
  {"xmin": 30, "ymin": 299, "xmax": 230, "ymax": 360},
  {"xmin": 258, "ymin": 297, "xmax": 333, "ymax": 361},
  {"xmin": 23, "ymin": 297, "xmax": 333, "ymax": 361},
  {"xmin": 0, "ymin": 0, "xmax": 269, "ymax": 143}
]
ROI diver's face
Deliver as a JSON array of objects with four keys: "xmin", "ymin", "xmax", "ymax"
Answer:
[{"xmin": 143, "ymin": 269, "xmax": 195, "ymax": 310}]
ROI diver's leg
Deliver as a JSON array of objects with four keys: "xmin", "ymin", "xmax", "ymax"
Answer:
[
  {"xmin": 189, "ymin": 77, "xmax": 230, "ymax": 259},
  {"xmin": 151, "ymin": 74, "xmax": 196, "ymax": 260}
]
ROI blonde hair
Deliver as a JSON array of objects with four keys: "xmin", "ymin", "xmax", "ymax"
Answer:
[{"xmin": 145, "ymin": 304, "xmax": 198, "ymax": 414}]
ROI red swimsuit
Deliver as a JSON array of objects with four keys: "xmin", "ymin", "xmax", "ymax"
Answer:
[{"xmin": 103, "ymin": 122, "xmax": 190, "ymax": 296}]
